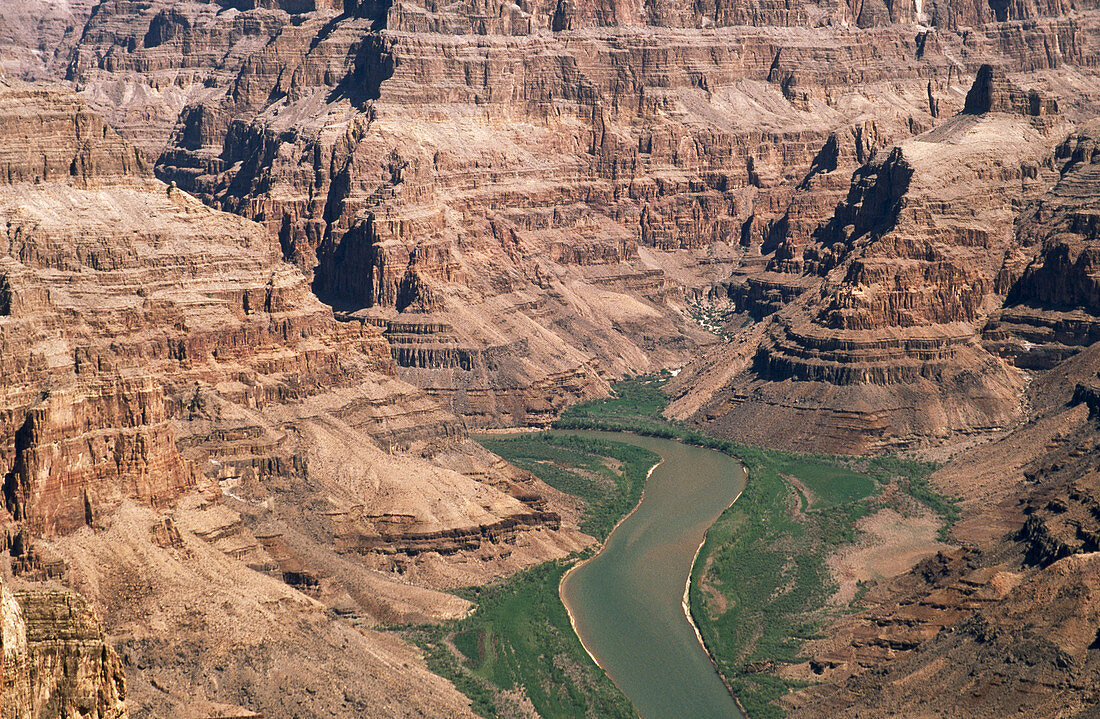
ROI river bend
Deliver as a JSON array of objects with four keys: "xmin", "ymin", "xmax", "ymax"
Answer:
[{"xmin": 555, "ymin": 430, "xmax": 747, "ymax": 719}]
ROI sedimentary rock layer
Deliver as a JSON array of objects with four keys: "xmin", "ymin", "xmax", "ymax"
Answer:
[
  {"xmin": 984, "ymin": 121, "xmax": 1100, "ymax": 369},
  {"xmin": 0, "ymin": 6, "xmax": 976, "ymax": 426},
  {"xmin": 0, "ymin": 79, "xmax": 585, "ymax": 716},
  {"xmin": 671, "ymin": 70, "xmax": 1088, "ymax": 452},
  {"xmin": 0, "ymin": 79, "xmax": 572, "ymax": 555},
  {"xmin": 36, "ymin": 0, "xmax": 1100, "ymax": 434},
  {"xmin": 1, "ymin": 578, "xmax": 126, "ymax": 719}
]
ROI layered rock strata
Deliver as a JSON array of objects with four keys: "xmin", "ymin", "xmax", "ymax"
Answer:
[
  {"xmin": 43, "ymin": 0, "xmax": 1100, "ymax": 428},
  {"xmin": 984, "ymin": 121, "xmax": 1100, "ymax": 369},
  {"xmin": 47, "ymin": 500, "xmax": 478, "ymax": 719},
  {"xmin": 672, "ymin": 70, "xmax": 1075, "ymax": 452},
  {"xmin": 2, "ymin": 579, "xmax": 127, "ymax": 719},
  {"xmin": 0, "ymin": 79, "xmax": 586, "ymax": 716},
  {"xmin": 0, "ymin": 79, "xmax": 574, "ymax": 560}
]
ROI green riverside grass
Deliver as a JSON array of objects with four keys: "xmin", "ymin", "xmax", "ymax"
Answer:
[
  {"xmin": 555, "ymin": 373, "xmax": 953, "ymax": 718},
  {"xmin": 402, "ymin": 435, "xmax": 657, "ymax": 719},
  {"xmin": 405, "ymin": 372, "xmax": 956, "ymax": 718},
  {"xmin": 477, "ymin": 434, "xmax": 657, "ymax": 540}
]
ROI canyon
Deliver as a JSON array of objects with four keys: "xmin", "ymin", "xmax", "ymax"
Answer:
[
  {"xmin": 0, "ymin": 78, "xmax": 586, "ymax": 717},
  {"xmin": 3, "ymin": 0, "xmax": 1100, "ymax": 716},
  {"xmin": 768, "ymin": 110, "xmax": 1100, "ymax": 718}
]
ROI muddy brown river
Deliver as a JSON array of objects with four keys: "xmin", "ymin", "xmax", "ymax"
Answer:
[{"xmin": 555, "ymin": 430, "xmax": 747, "ymax": 719}]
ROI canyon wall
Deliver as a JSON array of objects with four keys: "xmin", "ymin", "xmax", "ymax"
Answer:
[
  {"xmin": 38, "ymin": 0, "xmax": 1100, "ymax": 435},
  {"xmin": 0, "ymin": 78, "xmax": 591, "ymax": 716},
  {"xmin": 2, "ymin": 580, "xmax": 127, "ymax": 719},
  {"xmin": 669, "ymin": 68, "xmax": 1100, "ymax": 452},
  {"xmin": 8, "ymin": 2, "xmax": 1100, "ymax": 715}
]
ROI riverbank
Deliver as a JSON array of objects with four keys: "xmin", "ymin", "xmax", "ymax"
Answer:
[
  {"xmin": 556, "ymin": 431, "xmax": 746, "ymax": 719},
  {"xmin": 401, "ymin": 434, "xmax": 660, "ymax": 718},
  {"xmin": 558, "ymin": 458, "xmax": 663, "ymax": 670},
  {"xmin": 554, "ymin": 374, "xmax": 955, "ymax": 718},
  {"xmin": 404, "ymin": 374, "xmax": 957, "ymax": 718}
]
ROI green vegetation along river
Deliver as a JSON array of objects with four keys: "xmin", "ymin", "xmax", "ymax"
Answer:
[
  {"xmin": 555, "ymin": 430, "xmax": 747, "ymax": 719},
  {"xmin": 443, "ymin": 375, "xmax": 948, "ymax": 717}
]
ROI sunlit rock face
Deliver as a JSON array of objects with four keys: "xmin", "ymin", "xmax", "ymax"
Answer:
[
  {"xmin": 5, "ymin": 1, "xmax": 1100, "ymax": 717},
  {"xmin": 0, "ymin": 78, "xmax": 592, "ymax": 715},
  {"xmin": 1, "ymin": 583, "xmax": 127, "ymax": 719},
  {"xmin": 11, "ymin": 0, "xmax": 1081, "ymax": 435},
  {"xmin": 668, "ymin": 69, "xmax": 1096, "ymax": 453}
]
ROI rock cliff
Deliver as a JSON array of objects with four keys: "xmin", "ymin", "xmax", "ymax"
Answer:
[
  {"xmin": 2, "ymin": 579, "xmax": 126, "ymax": 719},
  {"xmin": 0, "ymin": 78, "xmax": 581, "ymax": 559},
  {"xmin": 668, "ymin": 68, "xmax": 1100, "ymax": 452},
  {"xmin": 984, "ymin": 121, "xmax": 1100, "ymax": 369},
  {"xmin": 37, "ymin": 0, "xmax": 1100, "ymax": 430},
  {"xmin": 0, "ymin": 79, "xmax": 586, "ymax": 716}
]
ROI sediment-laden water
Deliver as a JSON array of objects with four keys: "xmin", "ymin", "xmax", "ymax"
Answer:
[{"xmin": 556, "ymin": 430, "xmax": 747, "ymax": 719}]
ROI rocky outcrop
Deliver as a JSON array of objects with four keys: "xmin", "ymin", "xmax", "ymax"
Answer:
[
  {"xmin": 675, "ymin": 87, "xmax": 1065, "ymax": 452},
  {"xmin": 0, "ymin": 0, "xmax": 1096, "ymax": 445},
  {"xmin": 963, "ymin": 64, "xmax": 1059, "ymax": 119},
  {"xmin": 797, "ymin": 548, "xmax": 1021, "ymax": 672},
  {"xmin": 984, "ymin": 123, "xmax": 1100, "ymax": 369},
  {"xmin": 0, "ymin": 81, "xmax": 147, "ymax": 184},
  {"xmin": 2, "ymin": 579, "xmax": 126, "ymax": 719},
  {"xmin": 789, "ymin": 550, "xmax": 1100, "ymax": 717}
]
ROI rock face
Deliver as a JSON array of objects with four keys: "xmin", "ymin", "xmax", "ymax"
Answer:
[
  {"xmin": 30, "ymin": 0, "xmax": 1098, "ymax": 431},
  {"xmin": 0, "ymin": 0, "xmax": 96, "ymax": 79},
  {"xmin": 964, "ymin": 64, "xmax": 1060, "ymax": 118},
  {"xmin": 673, "ymin": 72, "xmax": 1068, "ymax": 452},
  {"xmin": 49, "ymin": 501, "xmax": 478, "ymax": 719},
  {"xmin": 2, "ymin": 579, "xmax": 126, "ymax": 719},
  {"xmin": 0, "ymin": 78, "xmax": 571, "ymax": 559},
  {"xmin": 984, "ymin": 121, "xmax": 1100, "ymax": 369},
  {"xmin": 0, "ymin": 79, "xmax": 585, "ymax": 716}
]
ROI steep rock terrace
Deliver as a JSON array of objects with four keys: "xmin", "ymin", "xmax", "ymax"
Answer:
[
  {"xmin": 672, "ymin": 69, "xmax": 1081, "ymax": 452},
  {"xmin": 984, "ymin": 121, "xmax": 1100, "ymax": 369},
  {"xmin": 33, "ymin": 0, "xmax": 1100, "ymax": 430},
  {"xmin": 0, "ymin": 79, "xmax": 586, "ymax": 716}
]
